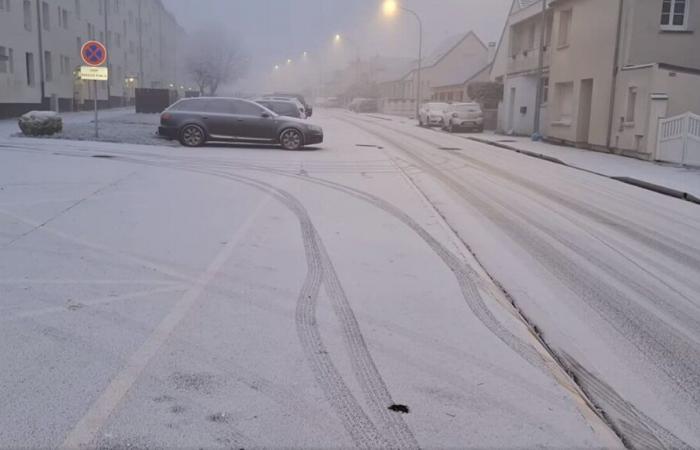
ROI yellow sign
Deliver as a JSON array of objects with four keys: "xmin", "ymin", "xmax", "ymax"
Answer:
[{"xmin": 80, "ymin": 66, "xmax": 109, "ymax": 81}]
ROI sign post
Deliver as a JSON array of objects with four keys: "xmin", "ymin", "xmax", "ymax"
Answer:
[{"xmin": 79, "ymin": 40, "xmax": 108, "ymax": 138}]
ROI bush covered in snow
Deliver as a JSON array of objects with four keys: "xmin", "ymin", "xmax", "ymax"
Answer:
[{"xmin": 18, "ymin": 111, "xmax": 63, "ymax": 136}]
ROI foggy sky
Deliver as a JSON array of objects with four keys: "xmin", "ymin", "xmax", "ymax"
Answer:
[{"xmin": 162, "ymin": 0, "xmax": 512, "ymax": 91}]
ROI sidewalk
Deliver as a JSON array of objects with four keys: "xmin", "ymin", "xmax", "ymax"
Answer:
[
  {"xmin": 0, "ymin": 107, "xmax": 134, "ymax": 139},
  {"xmin": 467, "ymin": 133, "xmax": 700, "ymax": 203}
]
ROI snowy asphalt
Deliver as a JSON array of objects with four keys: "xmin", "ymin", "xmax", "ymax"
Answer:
[{"xmin": 0, "ymin": 110, "xmax": 698, "ymax": 448}]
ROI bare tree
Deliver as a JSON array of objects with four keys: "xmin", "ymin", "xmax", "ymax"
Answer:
[{"xmin": 185, "ymin": 27, "xmax": 249, "ymax": 96}]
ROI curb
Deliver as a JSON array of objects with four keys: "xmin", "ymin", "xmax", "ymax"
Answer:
[{"xmin": 466, "ymin": 136, "xmax": 700, "ymax": 206}]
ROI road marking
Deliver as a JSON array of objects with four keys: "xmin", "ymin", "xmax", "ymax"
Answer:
[
  {"xmin": 1, "ymin": 285, "xmax": 186, "ymax": 322},
  {"xmin": 59, "ymin": 191, "xmax": 274, "ymax": 449}
]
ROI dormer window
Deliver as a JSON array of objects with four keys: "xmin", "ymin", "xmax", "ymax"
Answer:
[{"xmin": 661, "ymin": 0, "xmax": 689, "ymax": 31}]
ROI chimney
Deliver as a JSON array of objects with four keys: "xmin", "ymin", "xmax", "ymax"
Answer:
[{"xmin": 487, "ymin": 42, "xmax": 497, "ymax": 63}]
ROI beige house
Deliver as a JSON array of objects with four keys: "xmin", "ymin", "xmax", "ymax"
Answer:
[
  {"xmin": 492, "ymin": 0, "xmax": 700, "ymax": 161},
  {"xmin": 378, "ymin": 31, "xmax": 489, "ymax": 116}
]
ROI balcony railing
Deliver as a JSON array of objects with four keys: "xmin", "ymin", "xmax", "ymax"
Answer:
[{"xmin": 507, "ymin": 46, "xmax": 550, "ymax": 75}]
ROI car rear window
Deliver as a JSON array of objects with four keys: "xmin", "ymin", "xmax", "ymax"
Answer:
[{"xmin": 273, "ymin": 102, "xmax": 298, "ymax": 115}]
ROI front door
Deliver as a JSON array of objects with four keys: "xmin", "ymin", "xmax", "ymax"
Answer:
[
  {"xmin": 577, "ymin": 79, "xmax": 593, "ymax": 144},
  {"xmin": 230, "ymin": 100, "xmax": 278, "ymax": 141}
]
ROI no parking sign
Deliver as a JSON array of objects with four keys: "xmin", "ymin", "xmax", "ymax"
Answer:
[
  {"xmin": 80, "ymin": 40, "xmax": 108, "ymax": 67},
  {"xmin": 79, "ymin": 40, "xmax": 108, "ymax": 138}
]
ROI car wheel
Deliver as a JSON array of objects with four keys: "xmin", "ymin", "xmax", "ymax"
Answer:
[
  {"xmin": 280, "ymin": 128, "xmax": 303, "ymax": 150},
  {"xmin": 179, "ymin": 124, "xmax": 206, "ymax": 147}
]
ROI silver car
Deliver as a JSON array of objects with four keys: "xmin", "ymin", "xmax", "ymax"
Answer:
[
  {"xmin": 442, "ymin": 102, "xmax": 484, "ymax": 133},
  {"xmin": 418, "ymin": 102, "xmax": 450, "ymax": 127}
]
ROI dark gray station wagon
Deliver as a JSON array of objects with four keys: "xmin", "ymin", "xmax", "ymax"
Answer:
[{"xmin": 158, "ymin": 97, "xmax": 323, "ymax": 150}]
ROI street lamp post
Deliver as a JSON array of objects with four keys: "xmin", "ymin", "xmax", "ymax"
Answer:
[
  {"xmin": 333, "ymin": 33, "xmax": 361, "ymax": 88},
  {"xmin": 383, "ymin": 0, "xmax": 423, "ymax": 119}
]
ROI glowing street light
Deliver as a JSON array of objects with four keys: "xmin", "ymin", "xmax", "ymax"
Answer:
[
  {"xmin": 382, "ymin": 0, "xmax": 398, "ymax": 16},
  {"xmin": 287, "ymin": 58, "xmax": 292, "ymax": 64},
  {"xmin": 334, "ymin": 34, "xmax": 341, "ymax": 43}
]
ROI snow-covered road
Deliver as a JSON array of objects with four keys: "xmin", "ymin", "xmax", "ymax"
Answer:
[{"xmin": 0, "ymin": 110, "xmax": 698, "ymax": 448}]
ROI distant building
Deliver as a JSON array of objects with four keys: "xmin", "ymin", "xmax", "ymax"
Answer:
[
  {"xmin": 378, "ymin": 31, "xmax": 491, "ymax": 117},
  {"xmin": 491, "ymin": 0, "xmax": 700, "ymax": 161},
  {"xmin": 0, "ymin": 0, "xmax": 186, "ymax": 118}
]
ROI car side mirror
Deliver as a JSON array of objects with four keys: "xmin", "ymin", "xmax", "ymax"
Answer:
[{"xmin": 261, "ymin": 113, "xmax": 271, "ymax": 118}]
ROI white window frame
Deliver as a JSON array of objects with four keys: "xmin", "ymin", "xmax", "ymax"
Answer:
[{"xmin": 661, "ymin": 0, "xmax": 690, "ymax": 31}]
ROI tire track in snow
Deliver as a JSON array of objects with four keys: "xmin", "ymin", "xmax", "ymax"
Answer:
[
  {"xmin": 110, "ymin": 156, "xmax": 410, "ymax": 448},
  {"xmin": 339, "ymin": 115, "xmax": 698, "ymax": 447}
]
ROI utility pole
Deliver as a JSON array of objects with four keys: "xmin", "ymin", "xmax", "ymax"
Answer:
[
  {"xmin": 104, "ymin": 0, "xmax": 110, "ymax": 104},
  {"xmin": 137, "ymin": 0, "xmax": 144, "ymax": 85},
  {"xmin": 532, "ymin": 0, "xmax": 547, "ymax": 140},
  {"xmin": 35, "ymin": 0, "xmax": 45, "ymax": 107}
]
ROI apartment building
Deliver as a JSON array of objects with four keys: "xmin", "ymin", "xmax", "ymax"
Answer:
[
  {"xmin": 492, "ymin": 0, "xmax": 700, "ymax": 160},
  {"xmin": 0, "ymin": 0, "xmax": 186, "ymax": 118},
  {"xmin": 378, "ymin": 32, "xmax": 490, "ymax": 116}
]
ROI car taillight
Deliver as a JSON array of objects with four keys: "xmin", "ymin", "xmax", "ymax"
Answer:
[{"xmin": 161, "ymin": 112, "xmax": 172, "ymax": 122}]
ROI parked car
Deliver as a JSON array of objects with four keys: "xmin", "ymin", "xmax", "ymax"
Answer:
[
  {"xmin": 260, "ymin": 96, "xmax": 307, "ymax": 118},
  {"xmin": 158, "ymin": 97, "xmax": 323, "ymax": 150},
  {"xmin": 254, "ymin": 99, "xmax": 304, "ymax": 118},
  {"xmin": 442, "ymin": 102, "xmax": 484, "ymax": 132},
  {"xmin": 348, "ymin": 98, "xmax": 379, "ymax": 113},
  {"xmin": 273, "ymin": 92, "xmax": 313, "ymax": 117},
  {"xmin": 418, "ymin": 102, "xmax": 450, "ymax": 127}
]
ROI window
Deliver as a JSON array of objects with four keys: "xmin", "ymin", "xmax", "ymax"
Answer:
[
  {"xmin": 625, "ymin": 87, "xmax": 637, "ymax": 123},
  {"xmin": 558, "ymin": 9, "xmax": 572, "ymax": 47},
  {"xmin": 44, "ymin": 50, "xmax": 52, "ymax": 81},
  {"xmin": 526, "ymin": 22, "xmax": 536, "ymax": 51},
  {"xmin": 542, "ymin": 77, "xmax": 549, "ymax": 104},
  {"xmin": 661, "ymin": 0, "xmax": 689, "ymax": 30},
  {"xmin": 99, "ymin": 31, "xmax": 104, "ymax": 43},
  {"xmin": 0, "ymin": 0, "xmax": 8, "ymax": 11},
  {"xmin": 8, "ymin": 48, "xmax": 13, "ymax": 73},
  {"xmin": 62, "ymin": 8, "xmax": 67, "ymax": 29},
  {"xmin": 554, "ymin": 82, "xmax": 574, "ymax": 123},
  {"xmin": 23, "ymin": 0, "xmax": 31, "ymax": 31},
  {"xmin": 25, "ymin": 52, "xmax": 34, "ymax": 85},
  {"xmin": 234, "ymin": 100, "xmax": 265, "ymax": 116},
  {"xmin": 76, "ymin": 37, "xmax": 82, "ymax": 55},
  {"xmin": 74, "ymin": 0, "xmax": 80, "ymax": 19},
  {"xmin": 204, "ymin": 99, "xmax": 235, "ymax": 114},
  {"xmin": 41, "ymin": 1, "xmax": 49, "ymax": 31},
  {"xmin": 0, "ymin": 46, "xmax": 7, "ymax": 73}
]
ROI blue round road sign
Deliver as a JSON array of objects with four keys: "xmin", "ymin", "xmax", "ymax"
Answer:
[{"xmin": 81, "ymin": 40, "xmax": 107, "ymax": 67}]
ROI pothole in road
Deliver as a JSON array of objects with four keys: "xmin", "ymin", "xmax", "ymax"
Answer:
[{"xmin": 388, "ymin": 404, "xmax": 410, "ymax": 414}]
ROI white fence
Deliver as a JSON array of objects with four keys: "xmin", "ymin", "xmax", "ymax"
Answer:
[{"xmin": 657, "ymin": 112, "xmax": 700, "ymax": 166}]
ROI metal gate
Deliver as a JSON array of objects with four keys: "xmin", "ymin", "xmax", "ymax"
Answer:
[{"xmin": 657, "ymin": 112, "xmax": 700, "ymax": 166}]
